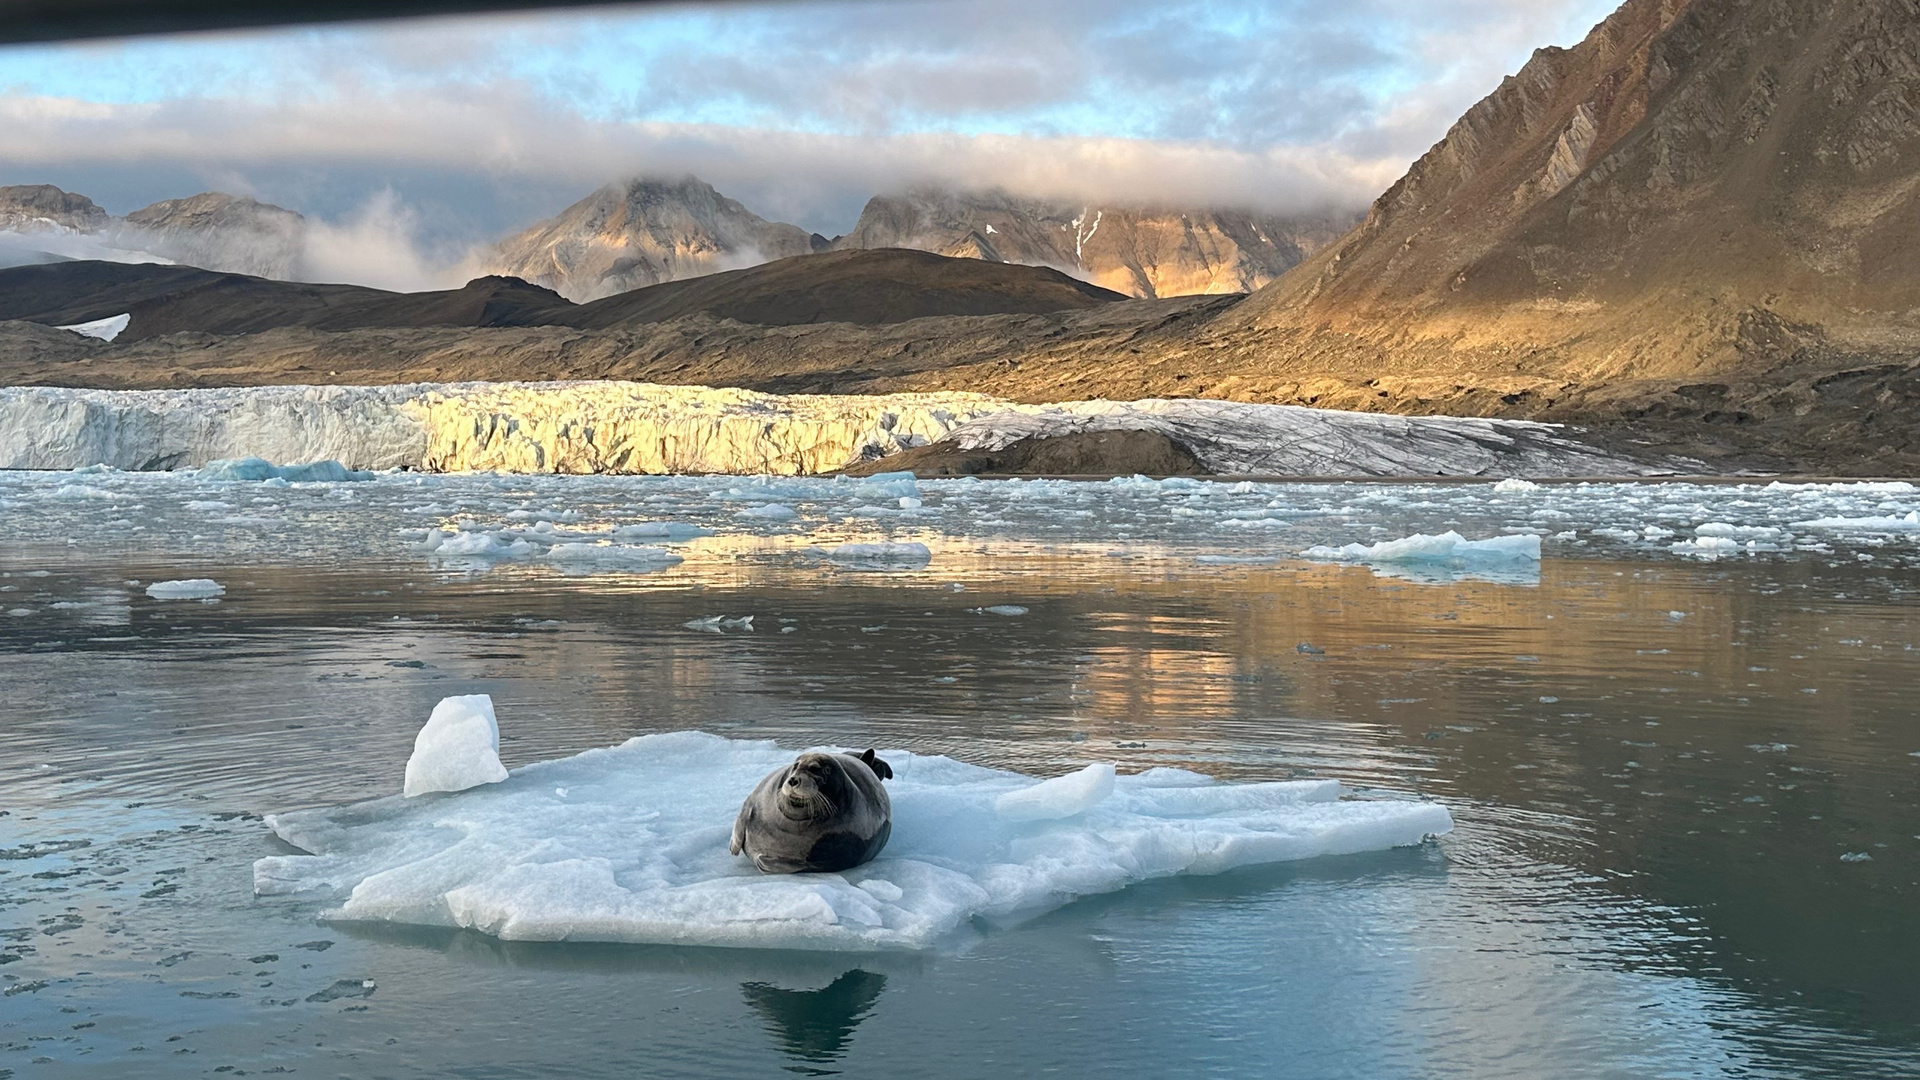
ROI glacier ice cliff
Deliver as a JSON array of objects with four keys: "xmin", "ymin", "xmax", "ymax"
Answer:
[{"xmin": 0, "ymin": 381, "xmax": 1659, "ymax": 477}]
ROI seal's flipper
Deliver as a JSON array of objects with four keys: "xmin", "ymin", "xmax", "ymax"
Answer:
[{"xmin": 860, "ymin": 748, "xmax": 894, "ymax": 780}]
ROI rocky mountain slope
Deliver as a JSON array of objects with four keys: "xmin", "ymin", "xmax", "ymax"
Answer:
[
  {"xmin": 831, "ymin": 188, "xmax": 1355, "ymax": 300},
  {"xmin": 122, "ymin": 192, "xmax": 305, "ymax": 279},
  {"xmin": 0, "ymin": 248, "xmax": 1124, "ymax": 343},
  {"xmin": 0, "ymin": 184, "xmax": 110, "ymax": 233},
  {"xmin": 483, "ymin": 177, "xmax": 824, "ymax": 302},
  {"xmin": 1215, "ymin": 0, "xmax": 1920, "ymax": 398},
  {"xmin": 0, "ymin": 184, "xmax": 307, "ymax": 276}
]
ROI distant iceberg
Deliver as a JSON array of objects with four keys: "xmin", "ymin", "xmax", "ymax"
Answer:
[
  {"xmin": 198, "ymin": 456, "xmax": 373, "ymax": 482},
  {"xmin": 254, "ymin": 731, "xmax": 1453, "ymax": 952}
]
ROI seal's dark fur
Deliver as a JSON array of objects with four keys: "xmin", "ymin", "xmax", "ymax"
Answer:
[{"xmin": 731, "ymin": 749, "xmax": 893, "ymax": 874}]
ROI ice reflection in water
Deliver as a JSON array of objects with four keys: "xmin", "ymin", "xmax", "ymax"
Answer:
[{"xmin": 1, "ymin": 471, "xmax": 1918, "ymax": 1077}]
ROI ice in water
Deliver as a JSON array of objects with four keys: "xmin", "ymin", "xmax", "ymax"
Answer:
[
  {"xmin": 1301, "ymin": 531, "xmax": 1542, "ymax": 564},
  {"xmin": 402, "ymin": 694, "xmax": 509, "ymax": 797},
  {"xmin": 144, "ymin": 578, "xmax": 226, "ymax": 599},
  {"xmin": 256, "ymin": 731, "xmax": 1453, "ymax": 951},
  {"xmin": 827, "ymin": 542, "xmax": 933, "ymax": 568},
  {"xmin": 198, "ymin": 457, "xmax": 374, "ymax": 483}
]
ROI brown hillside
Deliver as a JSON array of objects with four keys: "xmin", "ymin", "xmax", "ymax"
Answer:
[{"xmin": 1225, "ymin": 0, "xmax": 1920, "ymax": 381}]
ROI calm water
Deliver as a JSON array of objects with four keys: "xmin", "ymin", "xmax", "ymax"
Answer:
[{"xmin": 3, "ymin": 472, "xmax": 1918, "ymax": 1078}]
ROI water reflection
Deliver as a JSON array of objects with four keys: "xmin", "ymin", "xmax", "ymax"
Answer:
[
  {"xmin": 4, "ymin": 543, "xmax": 1919, "ymax": 1075},
  {"xmin": 741, "ymin": 970, "xmax": 888, "ymax": 1074}
]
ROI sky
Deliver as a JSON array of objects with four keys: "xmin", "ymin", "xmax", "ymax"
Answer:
[{"xmin": 0, "ymin": 0, "xmax": 1623, "ymax": 268}]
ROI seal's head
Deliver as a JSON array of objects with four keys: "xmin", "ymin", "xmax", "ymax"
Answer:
[{"xmin": 777, "ymin": 752, "xmax": 847, "ymax": 821}]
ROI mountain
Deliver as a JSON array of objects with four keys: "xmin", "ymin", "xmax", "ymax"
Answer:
[
  {"xmin": 122, "ymin": 192, "xmax": 306, "ymax": 279},
  {"xmin": 830, "ymin": 189, "xmax": 1355, "ymax": 299},
  {"xmin": 1220, "ymin": 0, "xmax": 1920, "ymax": 418},
  {"xmin": 554, "ymin": 248, "xmax": 1122, "ymax": 328},
  {"xmin": 484, "ymin": 177, "xmax": 825, "ymax": 302},
  {"xmin": 0, "ymin": 184, "xmax": 308, "ymax": 277},
  {"xmin": 0, "ymin": 248, "xmax": 1125, "ymax": 343},
  {"xmin": 0, "ymin": 184, "xmax": 109, "ymax": 233}
]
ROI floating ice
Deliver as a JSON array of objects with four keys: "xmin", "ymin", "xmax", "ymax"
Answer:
[
  {"xmin": 1671, "ymin": 537, "xmax": 1744, "ymax": 557},
  {"xmin": 1492, "ymin": 478, "xmax": 1540, "ymax": 493},
  {"xmin": 402, "ymin": 694, "xmax": 508, "ymax": 798},
  {"xmin": 611, "ymin": 521, "xmax": 715, "ymax": 541},
  {"xmin": 1301, "ymin": 531, "xmax": 1542, "ymax": 564},
  {"xmin": 55, "ymin": 313, "xmax": 130, "ymax": 342},
  {"xmin": 419, "ymin": 529, "xmax": 536, "ymax": 560},
  {"xmin": 542, "ymin": 543, "xmax": 683, "ymax": 570},
  {"xmin": 686, "ymin": 614, "xmax": 754, "ymax": 633},
  {"xmin": 1791, "ymin": 511, "xmax": 1920, "ymax": 532},
  {"xmin": 1694, "ymin": 523, "xmax": 1785, "ymax": 540},
  {"xmin": 828, "ymin": 542, "xmax": 932, "ymax": 568},
  {"xmin": 740, "ymin": 503, "xmax": 798, "ymax": 520},
  {"xmin": 979, "ymin": 605, "xmax": 1029, "ymax": 617},
  {"xmin": 144, "ymin": 578, "xmax": 225, "ymax": 600},
  {"xmin": 198, "ymin": 457, "xmax": 373, "ymax": 483},
  {"xmin": 254, "ymin": 732, "xmax": 1452, "ymax": 951},
  {"xmin": 850, "ymin": 472, "xmax": 921, "ymax": 500}
]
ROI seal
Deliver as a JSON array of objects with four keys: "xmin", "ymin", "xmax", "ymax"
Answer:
[{"xmin": 731, "ymin": 749, "xmax": 894, "ymax": 874}]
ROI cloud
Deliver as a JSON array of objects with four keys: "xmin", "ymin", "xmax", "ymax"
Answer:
[
  {"xmin": 297, "ymin": 189, "xmax": 461, "ymax": 291},
  {"xmin": 0, "ymin": 85, "xmax": 1401, "ymax": 224},
  {"xmin": 0, "ymin": 0, "xmax": 1627, "ymax": 275}
]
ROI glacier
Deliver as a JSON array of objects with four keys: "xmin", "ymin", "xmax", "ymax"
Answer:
[
  {"xmin": 253, "ymin": 731, "xmax": 1454, "ymax": 952},
  {"xmin": 0, "ymin": 380, "xmax": 1661, "ymax": 478}
]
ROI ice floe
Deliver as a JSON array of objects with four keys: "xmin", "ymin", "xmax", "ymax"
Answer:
[
  {"xmin": 1301, "ymin": 531, "xmax": 1542, "ymax": 565},
  {"xmin": 1792, "ymin": 511, "xmax": 1920, "ymax": 532},
  {"xmin": 541, "ymin": 542, "xmax": 684, "ymax": 569},
  {"xmin": 198, "ymin": 457, "xmax": 373, "ymax": 483},
  {"xmin": 827, "ymin": 542, "xmax": 932, "ymax": 568},
  {"xmin": 254, "ymin": 731, "xmax": 1453, "ymax": 951},
  {"xmin": 144, "ymin": 578, "xmax": 225, "ymax": 600}
]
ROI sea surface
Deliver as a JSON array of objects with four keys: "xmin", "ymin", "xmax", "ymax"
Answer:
[{"xmin": 3, "ymin": 469, "xmax": 1918, "ymax": 1078}]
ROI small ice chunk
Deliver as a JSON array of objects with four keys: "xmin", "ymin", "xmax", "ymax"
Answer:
[
  {"xmin": 1791, "ymin": 510, "xmax": 1920, "ymax": 532},
  {"xmin": 402, "ymin": 694, "xmax": 508, "ymax": 798},
  {"xmin": 611, "ymin": 522, "xmax": 715, "ymax": 541},
  {"xmin": 851, "ymin": 472, "xmax": 920, "ymax": 500},
  {"xmin": 828, "ymin": 542, "xmax": 932, "ymax": 568},
  {"xmin": 198, "ymin": 457, "xmax": 372, "ymax": 483},
  {"xmin": 1492, "ymin": 478, "xmax": 1539, "ymax": 493},
  {"xmin": 542, "ymin": 543, "xmax": 683, "ymax": 569},
  {"xmin": 1694, "ymin": 522, "xmax": 1784, "ymax": 540},
  {"xmin": 739, "ymin": 503, "xmax": 798, "ymax": 520},
  {"xmin": 1301, "ymin": 531, "xmax": 1540, "ymax": 564},
  {"xmin": 995, "ymin": 763, "xmax": 1116, "ymax": 821},
  {"xmin": 419, "ymin": 530, "xmax": 536, "ymax": 560},
  {"xmin": 980, "ymin": 605, "xmax": 1028, "ymax": 616},
  {"xmin": 145, "ymin": 579, "xmax": 225, "ymax": 600}
]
